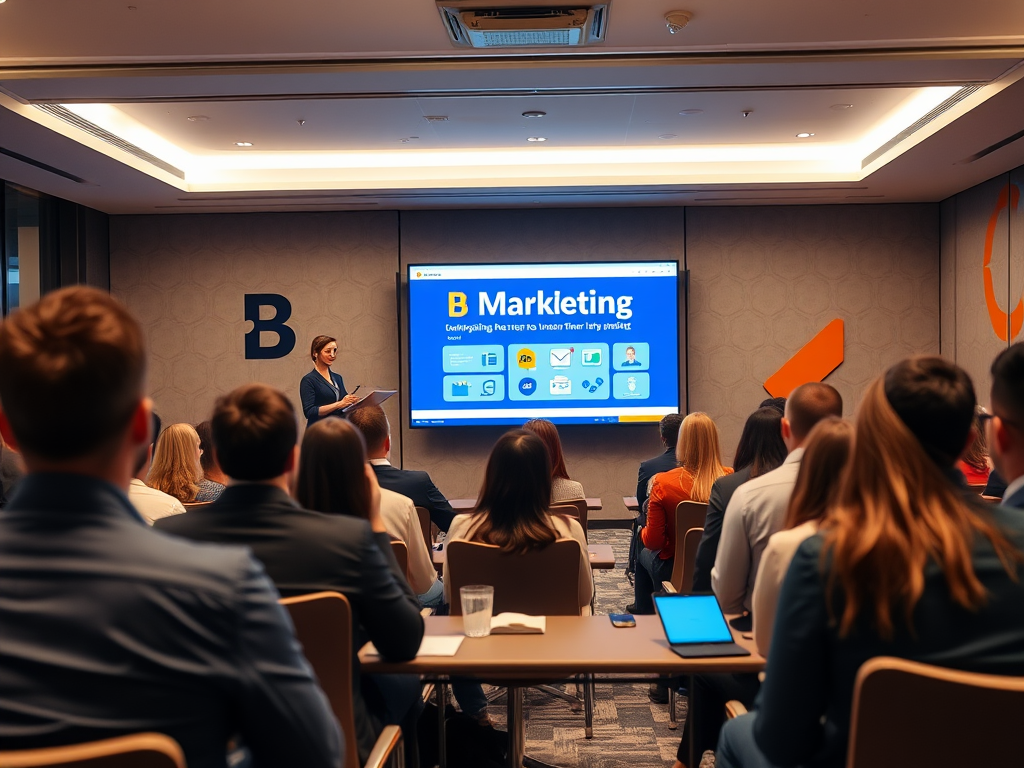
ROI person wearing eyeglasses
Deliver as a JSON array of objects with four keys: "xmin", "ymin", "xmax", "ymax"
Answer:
[{"xmin": 987, "ymin": 343, "xmax": 1024, "ymax": 509}]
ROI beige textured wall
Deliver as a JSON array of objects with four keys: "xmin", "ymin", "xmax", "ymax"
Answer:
[
  {"xmin": 110, "ymin": 211, "xmax": 404, "ymax": 456},
  {"xmin": 111, "ymin": 204, "xmax": 943, "ymax": 519},
  {"xmin": 687, "ymin": 205, "xmax": 940, "ymax": 461}
]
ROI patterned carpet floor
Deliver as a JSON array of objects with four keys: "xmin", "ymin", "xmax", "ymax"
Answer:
[{"xmin": 474, "ymin": 528, "xmax": 695, "ymax": 768}]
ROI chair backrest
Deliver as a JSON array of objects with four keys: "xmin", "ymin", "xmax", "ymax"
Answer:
[
  {"xmin": 667, "ymin": 527, "xmax": 703, "ymax": 594},
  {"xmin": 550, "ymin": 499, "xmax": 588, "ymax": 540},
  {"xmin": 181, "ymin": 501, "xmax": 210, "ymax": 512},
  {"xmin": 279, "ymin": 592, "xmax": 359, "ymax": 768},
  {"xmin": 390, "ymin": 539, "xmax": 410, "ymax": 581},
  {"xmin": 669, "ymin": 500, "xmax": 707, "ymax": 553},
  {"xmin": 413, "ymin": 506, "xmax": 432, "ymax": 549},
  {"xmin": 847, "ymin": 656, "xmax": 1024, "ymax": 768},
  {"xmin": 0, "ymin": 733, "xmax": 186, "ymax": 768},
  {"xmin": 446, "ymin": 539, "xmax": 581, "ymax": 616},
  {"xmin": 967, "ymin": 483, "xmax": 987, "ymax": 495}
]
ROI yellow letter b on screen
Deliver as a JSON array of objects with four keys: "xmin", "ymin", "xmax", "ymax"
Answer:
[{"xmin": 448, "ymin": 292, "xmax": 468, "ymax": 317}]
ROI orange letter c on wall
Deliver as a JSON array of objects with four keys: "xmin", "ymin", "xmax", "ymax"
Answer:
[{"xmin": 983, "ymin": 183, "xmax": 1023, "ymax": 342}]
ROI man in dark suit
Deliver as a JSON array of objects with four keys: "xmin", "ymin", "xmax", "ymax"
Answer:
[
  {"xmin": 158, "ymin": 383, "xmax": 424, "ymax": 767},
  {"xmin": 0, "ymin": 287, "xmax": 341, "ymax": 768},
  {"xmin": 988, "ymin": 343, "xmax": 1024, "ymax": 509},
  {"xmin": 636, "ymin": 413, "xmax": 684, "ymax": 511},
  {"xmin": 349, "ymin": 405, "xmax": 456, "ymax": 532}
]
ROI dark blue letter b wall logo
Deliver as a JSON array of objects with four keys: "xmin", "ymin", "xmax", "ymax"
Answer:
[{"xmin": 244, "ymin": 294, "xmax": 296, "ymax": 359}]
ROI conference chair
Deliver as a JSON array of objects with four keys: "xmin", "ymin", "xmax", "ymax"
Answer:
[
  {"xmin": 390, "ymin": 540, "xmax": 410, "ymax": 583},
  {"xmin": 550, "ymin": 499, "xmax": 588, "ymax": 541},
  {"xmin": 662, "ymin": 527, "xmax": 703, "ymax": 596},
  {"xmin": 181, "ymin": 501, "xmax": 211, "ymax": 512},
  {"xmin": 446, "ymin": 539, "xmax": 594, "ymax": 766},
  {"xmin": 846, "ymin": 656, "xmax": 1024, "ymax": 768},
  {"xmin": 672, "ymin": 501, "xmax": 708, "ymax": 548},
  {"xmin": 0, "ymin": 733, "xmax": 185, "ymax": 768},
  {"xmin": 279, "ymin": 592, "xmax": 404, "ymax": 768},
  {"xmin": 413, "ymin": 505, "xmax": 433, "ymax": 549},
  {"xmin": 967, "ymin": 483, "xmax": 987, "ymax": 495}
]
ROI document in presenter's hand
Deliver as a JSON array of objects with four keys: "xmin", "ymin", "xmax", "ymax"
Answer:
[
  {"xmin": 490, "ymin": 613, "xmax": 546, "ymax": 634},
  {"xmin": 342, "ymin": 389, "xmax": 397, "ymax": 413}
]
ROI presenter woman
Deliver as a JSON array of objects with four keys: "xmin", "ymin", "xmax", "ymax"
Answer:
[{"xmin": 299, "ymin": 335, "xmax": 360, "ymax": 429}]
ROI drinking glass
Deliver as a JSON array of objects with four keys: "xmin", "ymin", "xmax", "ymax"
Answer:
[{"xmin": 460, "ymin": 585, "xmax": 494, "ymax": 637}]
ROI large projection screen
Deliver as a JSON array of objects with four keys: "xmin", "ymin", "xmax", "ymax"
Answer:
[{"xmin": 407, "ymin": 261, "xmax": 681, "ymax": 427}]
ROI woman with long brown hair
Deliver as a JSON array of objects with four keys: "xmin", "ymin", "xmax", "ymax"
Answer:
[
  {"xmin": 751, "ymin": 416, "xmax": 853, "ymax": 656},
  {"xmin": 443, "ymin": 429, "xmax": 593, "ymax": 611},
  {"xmin": 631, "ymin": 412, "xmax": 730, "ymax": 615},
  {"xmin": 717, "ymin": 357, "xmax": 1024, "ymax": 768},
  {"xmin": 523, "ymin": 418, "xmax": 585, "ymax": 502},
  {"xmin": 147, "ymin": 422, "xmax": 204, "ymax": 503}
]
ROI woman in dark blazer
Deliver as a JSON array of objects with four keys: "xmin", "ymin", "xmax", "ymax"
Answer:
[{"xmin": 299, "ymin": 335, "xmax": 360, "ymax": 429}]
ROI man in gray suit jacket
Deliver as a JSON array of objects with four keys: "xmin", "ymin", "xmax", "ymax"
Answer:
[
  {"xmin": 989, "ymin": 343, "xmax": 1024, "ymax": 509},
  {"xmin": 0, "ymin": 287, "xmax": 340, "ymax": 768}
]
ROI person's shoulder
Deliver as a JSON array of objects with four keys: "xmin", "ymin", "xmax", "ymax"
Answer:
[{"xmin": 380, "ymin": 486, "xmax": 415, "ymax": 510}]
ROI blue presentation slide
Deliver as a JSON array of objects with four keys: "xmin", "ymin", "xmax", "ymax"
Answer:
[{"xmin": 408, "ymin": 262, "xmax": 680, "ymax": 427}]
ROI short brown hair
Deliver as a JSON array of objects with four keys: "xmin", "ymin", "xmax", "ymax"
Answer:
[
  {"xmin": 786, "ymin": 382, "xmax": 843, "ymax": 441},
  {"xmin": 310, "ymin": 335, "xmax": 336, "ymax": 363},
  {"xmin": 347, "ymin": 405, "xmax": 389, "ymax": 454},
  {"xmin": 211, "ymin": 384, "xmax": 297, "ymax": 481},
  {"xmin": 0, "ymin": 286, "xmax": 146, "ymax": 459}
]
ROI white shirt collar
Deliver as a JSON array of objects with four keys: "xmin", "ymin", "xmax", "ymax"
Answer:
[{"xmin": 369, "ymin": 458, "xmax": 391, "ymax": 466}]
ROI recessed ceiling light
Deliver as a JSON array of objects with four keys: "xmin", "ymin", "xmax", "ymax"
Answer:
[
  {"xmin": 795, "ymin": 132, "xmax": 815, "ymax": 138},
  {"xmin": 830, "ymin": 103, "xmax": 854, "ymax": 110},
  {"xmin": 186, "ymin": 115, "xmax": 210, "ymax": 122},
  {"xmin": 659, "ymin": 134, "xmax": 677, "ymax": 139},
  {"xmin": 678, "ymin": 109, "xmax": 703, "ymax": 116},
  {"xmin": 527, "ymin": 137, "xmax": 547, "ymax": 142},
  {"xmin": 234, "ymin": 141, "xmax": 253, "ymax": 147},
  {"xmin": 522, "ymin": 111, "xmax": 547, "ymax": 119}
]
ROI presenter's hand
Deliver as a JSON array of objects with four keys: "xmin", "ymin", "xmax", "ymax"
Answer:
[
  {"xmin": 340, "ymin": 393, "xmax": 361, "ymax": 408},
  {"xmin": 364, "ymin": 465, "xmax": 386, "ymax": 534}
]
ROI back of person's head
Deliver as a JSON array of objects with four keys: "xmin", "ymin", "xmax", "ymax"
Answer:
[
  {"xmin": 295, "ymin": 418, "xmax": 371, "ymax": 518},
  {"xmin": 0, "ymin": 286, "xmax": 145, "ymax": 461},
  {"xmin": 523, "ymin": 418, "xmax": 570, "ymax": 480},
  {"xmin": 990, "ymin": 343, "xmax": 1024, "ymax": 466},
  {"xmin": 675, "ymin": 412, "xmax": 727, "ymax": 503},
  {"xmin": 194, "ymin": 420, "xmax": 218, "ymax": 476},
  {"xmin": 211, "ymin": 384, "xmax": 297, "ymax": 481},
  {"xmin": 759, "ymin": 396, "xmax": 787, "ymax": 414},
  {"xmin": 785, "ymin": 383, "xmax": 843, "ymax": 442},
  {"xmin": 659, "ymin": 413, "xmax": 684, "ymax": 450},
  {"xmin": 733, "ymin": 406, "xmax": 788, "ymax": 479},
  {"xmin": 783, "ymin": 417, "xmax": 853, "ymax": 529},
  {"xmin": 824, "ymin": 356, "xmax": 1020, "ymax": 640},
  {"xmin": 148, "ymin": 423, "xmax": 202, "ymax": 503},
  {"xmin": 347, "ymin": 405, "xmax": 389, "ymax": 456},
  {"xmin": 961, "ymin": 407, "xmax": 990, "ymax": 474},
  {"xmin": 473, "ymin": 429, "xmax": 557, "ymax": 554},
  {"xmin": 132, "ymin": 411, "xmax": 163, "ymax": 477}
]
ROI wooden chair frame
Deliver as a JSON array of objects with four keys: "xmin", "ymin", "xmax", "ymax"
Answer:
[{"xmin": 0, "ymin": 733, "xmax": 185, "ymax": 768}]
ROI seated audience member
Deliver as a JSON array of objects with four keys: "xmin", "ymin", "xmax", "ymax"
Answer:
[
  {"xmin": 752, "ymin": 417, "xmax": 853, "ymax": 656},
  {"xmin": 693, "ymin": 407, "xmax": 787, "ymax": 593},
  {"xmin": 157, "ymin": 384, "xmax": 423, "ymax": 767},
  {"xmin": 444, "ymin": 429, "xmax": 594, "ymax": 613},
  {"xmin": 298, "ymin": 416, "xmax": 444, "ymax": 607},
  {"xmin": 759, "ymin": 396, "xmax": 787, "ymax": 414},
  {"xmin": 958, "ymin": 406, "xmax": 992, "ymax": 486},
  {"xmin": 984, "ymin": 467, "xmax": 1008, "ymax": 499},
  {"xmin": 713, "ymin": 382, "xmax": 843, "ymax": 614},
  {"xmin": 128, "ymin": 411, "xmax": 186, "ymax": 524},
  {"xmin": 147, "ymin": 422, "xmax": 206, "ymax": 503},
  {"xmin": 716, "ymin": 356, "xmax": 1024, "ymax": 768},
  {"xmin": 0, "ymin": 287, "xmax": 341, "ymax": 768},
  {"xmin": 636, "ymin": 413, "xmax": 684, "ymax": 510},
  {"xmin": 194, "ymin": 419, "xmax": 227, "ymax": 501},
  {"xmin": 632, "ymin": 412, "xmax": 730, "ymax": 615},
  {"xmin": 0, "ymin": 432, "xmax": 24, "ymax": 507},
  {"xmin": 349, "ymin": 405, "xmax": 456, "ymax": 533},
  {"xmin": 988, "ymin": 342, "xmax": 1024, "ymax": 508},
  {"xmin": 523, "ymin": 418, "xmax": 586, "ymax": 503}
]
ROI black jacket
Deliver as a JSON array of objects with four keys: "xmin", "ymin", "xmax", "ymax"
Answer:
[{"xmin": 371, "ymin": 462, "xmax": 456, "ymax": 532}]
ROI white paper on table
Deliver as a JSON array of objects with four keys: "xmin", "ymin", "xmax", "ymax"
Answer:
[{"xmin": 362, "ymin": 635, "xmax": 465, "ymax": 658}]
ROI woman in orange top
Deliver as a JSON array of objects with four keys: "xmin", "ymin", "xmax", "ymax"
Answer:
[{"xmin": 632, "ymin": 412, "xmax": 731, "ymax": 614}]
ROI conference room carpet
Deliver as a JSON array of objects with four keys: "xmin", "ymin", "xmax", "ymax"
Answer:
[{"xmin": 481, "ymin": 528, "xmax": 708, "ymax": 768}]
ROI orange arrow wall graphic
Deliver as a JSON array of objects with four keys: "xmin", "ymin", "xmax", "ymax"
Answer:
[{"xmin": 763, "ymin": 319, "xmax": 844, "ymax": 398}]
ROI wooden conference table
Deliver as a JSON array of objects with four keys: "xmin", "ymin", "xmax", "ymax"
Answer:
[
  {"xmin": 360, "ymin": 615, "xmax": 764, "ymax": 768},
  {"xmin": 432, "ymin": 543, "xmax": 616, "ymax": 572}
]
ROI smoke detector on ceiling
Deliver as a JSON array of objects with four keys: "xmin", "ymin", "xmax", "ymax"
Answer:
[{"xmin": 437, "ymin": 3, "xmax": 609, "ymax": 48}]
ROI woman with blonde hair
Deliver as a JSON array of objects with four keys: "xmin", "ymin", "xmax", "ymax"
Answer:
[
  {"xmin": 631, "ymin": 412, "xmax": 731, "ymax": 615},
  {"xmin": 148, "ymin": 423, "xmax": 204, "ymax": 504},
  {"xmin": 717, "ymin": 357, "xmax": 1024, "ymax": 768}
]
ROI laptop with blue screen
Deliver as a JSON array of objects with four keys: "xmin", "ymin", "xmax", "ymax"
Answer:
[{"xmin": 653, "ymin": 594, "xmax": 752, "ymax": 658}]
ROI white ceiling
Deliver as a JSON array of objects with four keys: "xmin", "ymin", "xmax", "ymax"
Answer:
[{"xmin": 0, "ymin": 0, "xmax": 1023, "ymax": 213}]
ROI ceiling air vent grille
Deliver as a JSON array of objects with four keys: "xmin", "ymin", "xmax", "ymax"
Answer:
[
  {"xmin": 34, "ymin": 104, "xmax": 185, "ymax": 180},
  {"xmin": 437, "ymin": 4, "xmax": 608, "ymax": 47}
]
